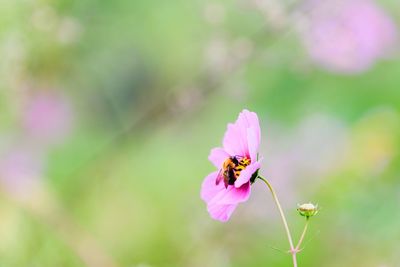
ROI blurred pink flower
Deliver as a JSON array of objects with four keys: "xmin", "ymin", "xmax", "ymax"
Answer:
[
  {"xmin": 302, "ymin": 0, "xmax": 397, "ymax": 73},
  {"xmin": 0, "ymin": 146, "xmax": 43, "ymax": 195},
  {"xmin": 201, "ymin": 109, "xmax": 262, "ymax": 222},
  {"xmin": 23, "ymin": 91, "xmax": 73, "ymax": 145}
]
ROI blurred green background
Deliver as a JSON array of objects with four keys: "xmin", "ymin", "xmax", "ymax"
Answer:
[{"xmin": 0, "ymin": 0, "xmax": 399, "ymax": 266}]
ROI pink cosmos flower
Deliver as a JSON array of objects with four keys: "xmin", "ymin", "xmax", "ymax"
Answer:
[
  {"xmin": 201, "ymin": 109, "xmax": 262, "ymax": 222},
  {"xmin": 302, "ymin": 0, "xmax": 397, "ymax": 74}
]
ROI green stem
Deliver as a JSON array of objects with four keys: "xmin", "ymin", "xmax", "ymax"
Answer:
[
  {"xmin": 295, "ymin": 218, "xmax": 310, "ymax": 251},
  {"xmin": 258, "ymin": 176, "xmax": 298, "ymax": 267}
]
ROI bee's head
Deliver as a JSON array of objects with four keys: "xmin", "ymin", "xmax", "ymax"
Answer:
[{"xmin": 230, "ymin": 156, "xmax": 239, "ymax": 165}]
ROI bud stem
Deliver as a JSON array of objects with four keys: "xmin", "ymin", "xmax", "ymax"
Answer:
[
  {"xmin": 295, "ymin": 218, "xmax": 310, "ymax": 252},
  {"xmin": 258, "ymin": 176, "xmax": 298, "ymax": 267}
]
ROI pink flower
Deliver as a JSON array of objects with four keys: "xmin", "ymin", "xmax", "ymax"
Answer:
[
  {"xmin": 201, "ymin": 109, "xmax": 262, "ymax": 222},
  {"xmin": 302, "ymin": 0, "xmax": 397, "ymax": 74},
  {"xmin": 0, "ymin": 146, "xmax": 44, "ymax": 195},
  {"xmin": 23, "ymin": 91, "xmax": 73, "ymax": 145}
]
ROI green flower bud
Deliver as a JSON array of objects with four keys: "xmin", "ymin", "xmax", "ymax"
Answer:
[{"xmin": 297, "ymin": 203, "xmax": 318, "ymax": 218}]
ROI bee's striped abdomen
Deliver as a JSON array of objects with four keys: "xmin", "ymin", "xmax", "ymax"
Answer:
[{"xmin": 233, "ymin": 158, "xmax": 251, "ymax": 178}]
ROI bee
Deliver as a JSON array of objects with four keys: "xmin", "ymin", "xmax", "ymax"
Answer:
[{"xmin": 216, "ymin": 156, "xmax": 251, "ymax": 188}]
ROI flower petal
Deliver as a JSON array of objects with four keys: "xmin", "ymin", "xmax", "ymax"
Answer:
[
  {"xmin": 206, "ymin": 182, "xmax": 251, "ymax": 222},
  {"xmin": 208, "ymin": 148, "xmax": 229, "ymax": 168},
  {"xmin": 201, "ymin": 171, "xmax": 224, "ymax": 203},
  {"xmin": 211, "ymin": 181, "xmax": 251, "ymax": 205},
  {"xmin": 207, "ymin": 203, "xmax": 237, "ymax": 222},
  {"xmin": 237, "ymin": 109, "xmax": 261, "ymax": 144},
  {"xmin": 234, "ymin": 161, "xmax": 261, "ymax": 188},
  {"xmin": 247, "ymin": 127, "xmax": 259, "ymax": 162},
  {"xmin": 223, "ymin": 110, "xmax": 261, "ymax": 159},
  {"xmin": 223, "ymin": 123, "xmax": 247, "ymax": 157}
]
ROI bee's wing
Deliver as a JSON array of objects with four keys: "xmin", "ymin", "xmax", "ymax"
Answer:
[{"xmin": 215, "ymin": 169, "xmax": 224, "ymax": 186}]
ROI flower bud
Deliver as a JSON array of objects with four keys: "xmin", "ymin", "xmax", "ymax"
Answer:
[{"xmin": 297, "ymin": 203, "xmax": 318, "ymax": 218}]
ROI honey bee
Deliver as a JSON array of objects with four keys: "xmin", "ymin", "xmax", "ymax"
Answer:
[{"xmin": 216, "ymin": 156, "xmax": 251, "ymax": 188}]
